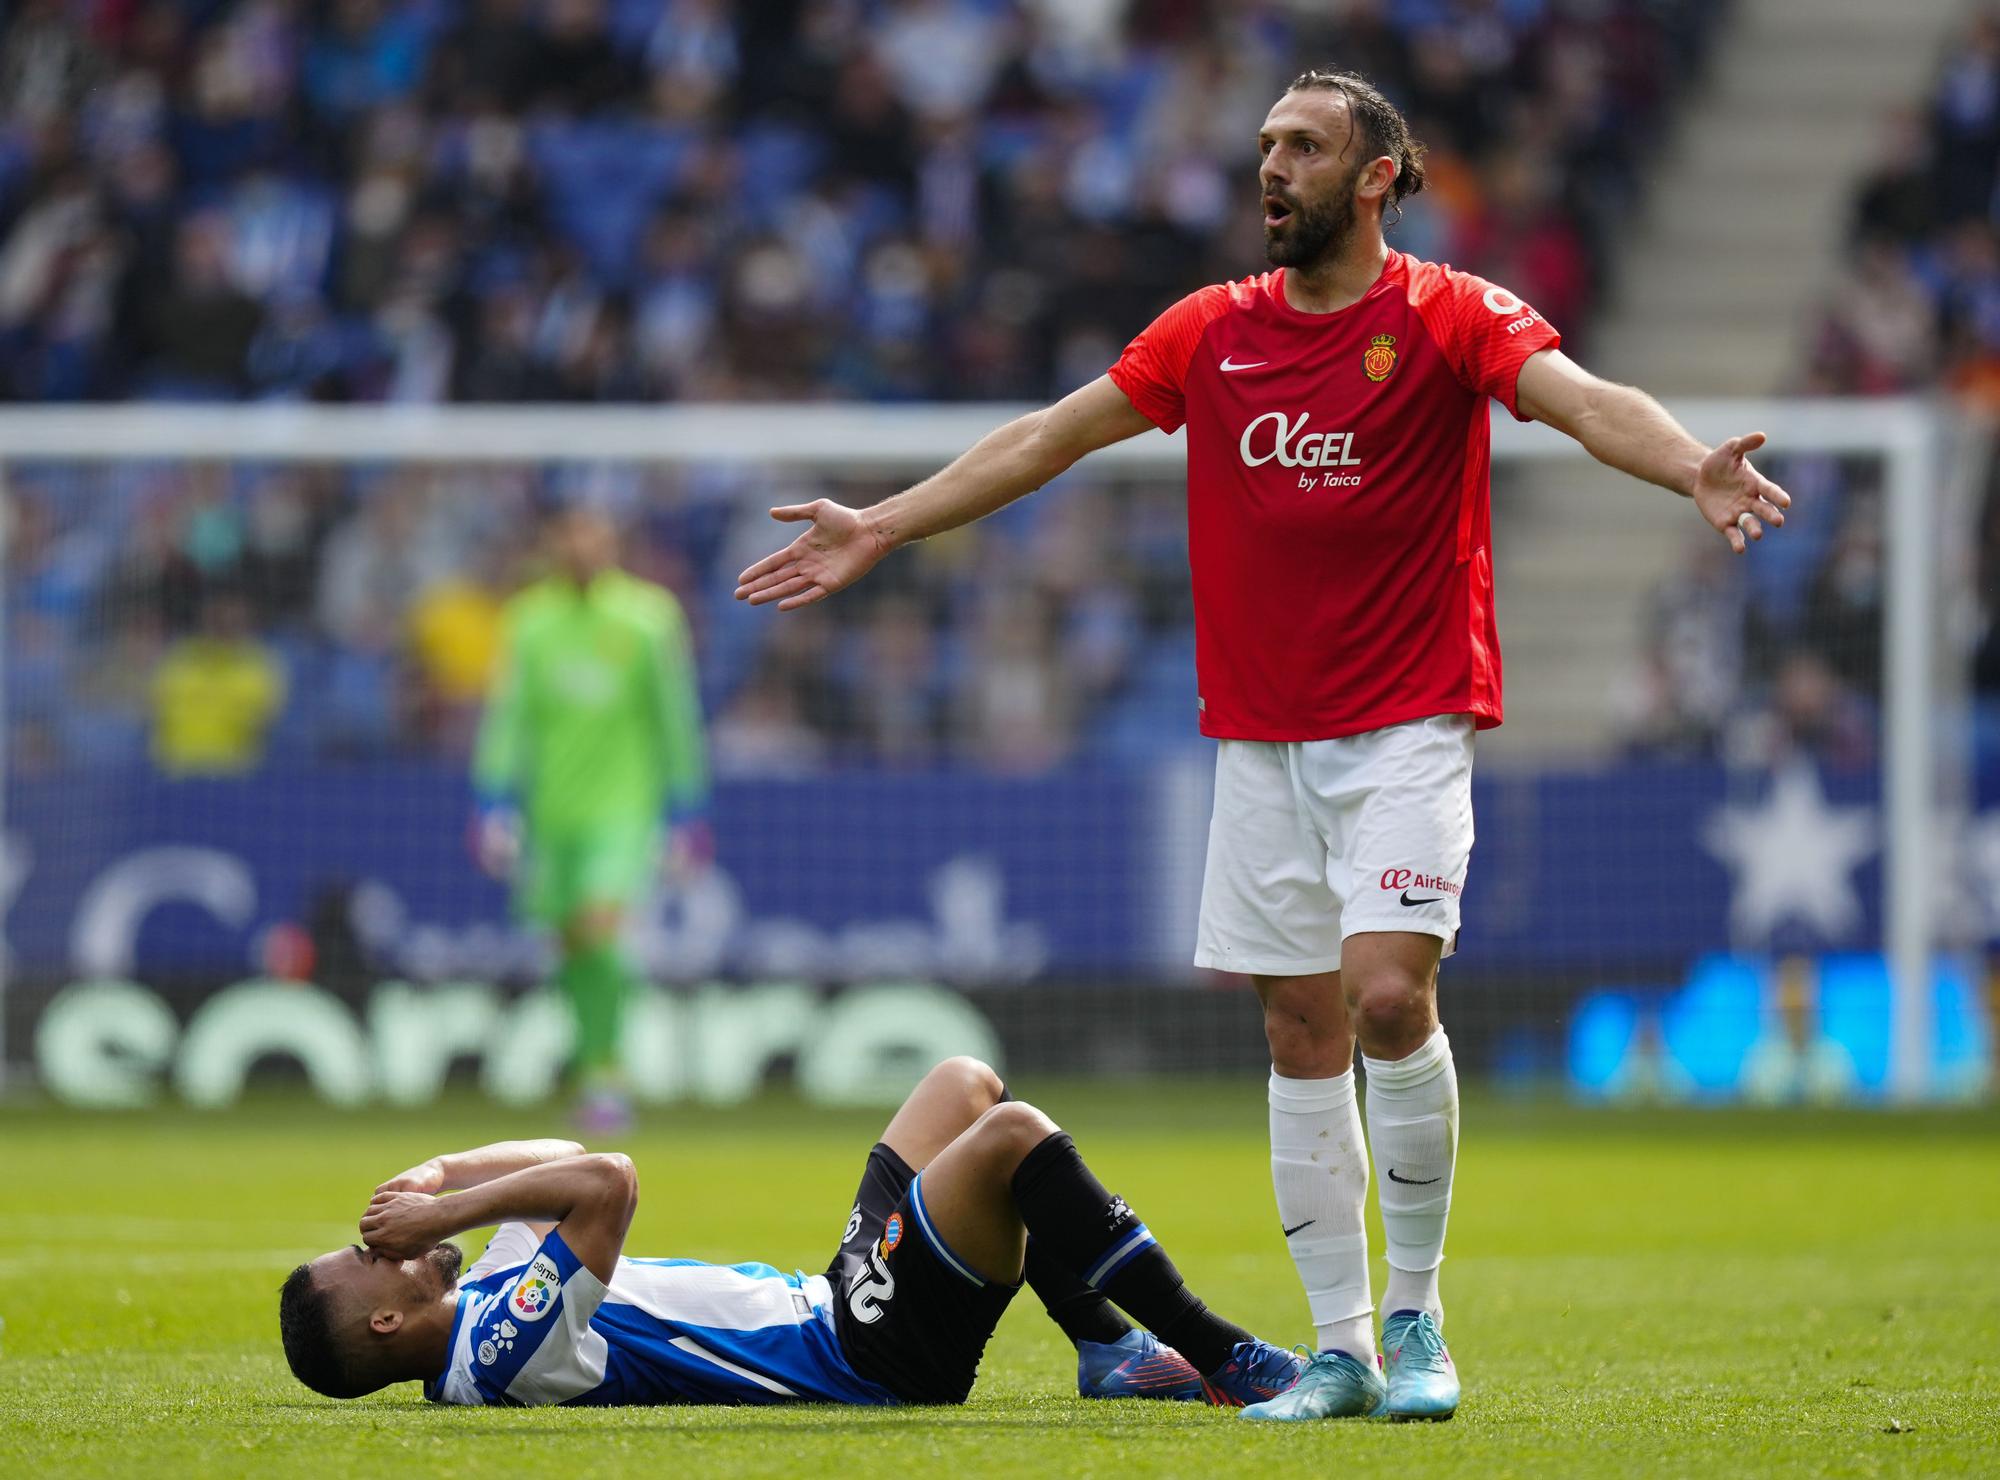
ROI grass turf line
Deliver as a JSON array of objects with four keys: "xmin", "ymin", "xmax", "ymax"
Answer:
[{"xmin": 1, "ymin": 1083, "xmax": 1995, "ymax": 1478}]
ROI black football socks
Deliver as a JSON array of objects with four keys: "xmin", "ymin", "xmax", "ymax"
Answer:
[
  {"xmin": 995, "ymin": 1087, "xmax": 1134, "ymax": 1347},
  {"xmin": 1023, "ymin": 1238, "xmax": 1134, "ymax": 1347},
  {"xmin": 1009, "ymin": 1130, "xmax": 1254, "ymax": 1374}
]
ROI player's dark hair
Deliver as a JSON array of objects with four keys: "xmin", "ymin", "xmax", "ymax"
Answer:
[
  {"xmin": 1286, "ymin": 69, "xmax": 1428, "ymax": 226},
  {"xmin": 279, "ymin": 1263, "xmax": 369, "ymax": 1400}
]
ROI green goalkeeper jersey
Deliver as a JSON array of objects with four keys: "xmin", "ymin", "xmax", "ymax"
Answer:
[{"xmin": 473, "ymin": 570, "xmax": 708, "ymax": 833}]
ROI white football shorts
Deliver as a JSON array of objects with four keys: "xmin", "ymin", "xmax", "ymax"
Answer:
[{"xmin": 1192, "ymin": 713, "xmax": 1475, "ymax": 975}]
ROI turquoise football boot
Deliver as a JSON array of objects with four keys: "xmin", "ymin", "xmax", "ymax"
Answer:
[
  {"xmin": 1238, "ymin": 1348, "xmax": 1385, "ymax": 1421},
  {"xmin": 1381, "ymin": 1310, "xmax": 1458, "ymax": 1421}
]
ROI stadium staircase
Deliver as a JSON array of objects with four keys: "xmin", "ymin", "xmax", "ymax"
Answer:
[{"xmin": 1484, "ymin": 0, "xmax": 1968, "ymax": 762}]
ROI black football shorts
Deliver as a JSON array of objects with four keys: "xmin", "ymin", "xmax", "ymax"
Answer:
[{"xmin": 826, "ymin": 1143, "xmax": 1019, "ymax": 1404}]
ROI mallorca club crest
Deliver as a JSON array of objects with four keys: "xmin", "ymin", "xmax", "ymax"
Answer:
[{"xmin": 1363, "ymin": 333, "xmax": 1397, "ymax": 382}]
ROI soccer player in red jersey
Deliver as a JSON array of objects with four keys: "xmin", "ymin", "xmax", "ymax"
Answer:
[{"xmin": 735, "ymin": 71, "xmax": 1791, "ymax": 1422}]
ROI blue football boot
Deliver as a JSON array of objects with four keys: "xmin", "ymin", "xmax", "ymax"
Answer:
[
  {"xmin": 1381, "ymin": 1309, "xmax": 1458, "ymax": 1421},
  {"xmin": 1076, "ymin": 1330, "xmax": 1205, "ymax": 1402},
  {"xmin": 1200, "ymin": 1339, "xmax": 1308, "ymax": 1408},
  {"xmin": 1239, "ymin": 1347, "xmax": 1386, "ymax": 1421}
]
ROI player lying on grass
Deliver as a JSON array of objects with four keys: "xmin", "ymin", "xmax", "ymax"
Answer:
[{"xmin": 279, "ymin": 1057, "xmax": 1302, "ymax": 1408}]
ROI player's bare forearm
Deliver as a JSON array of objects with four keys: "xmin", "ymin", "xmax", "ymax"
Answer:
[
  {"xmin": 1516, "ymin": 350, "xmax": 1700, "ymax": 494},
  {"xmin": 856, "ymin": 411, "xmax": 1064, "ymax": 551},
  {"xmin": 867, "ymin": 378, "xmax": 1153, "ymax": 550},
  {"xmin": 428, "ymin": 1156, "xmax": 629, "ymax": 1234},
  {"xmin": 1515, "ymin": 347, "xmax": 1792, "ymax": 554},
  {"xmin": 1553, "ymin": 379, "xmax": 1704, "ymax": 497},
  {"xmin": 734, "ymin": 376, "xmax": 1153, "ymax": 610},
  {"xmin": 378, "ymin": 1139, "xmax": 588, "ymax": 1197},
  {"xmin": 363, "ymin": 1153, "xmax": 637, "ymax": 1280}
]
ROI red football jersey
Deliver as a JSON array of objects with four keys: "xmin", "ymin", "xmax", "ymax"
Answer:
[{"xmin": 1107, "ymin": 251, "xmax": 1560, "ymax": 740}]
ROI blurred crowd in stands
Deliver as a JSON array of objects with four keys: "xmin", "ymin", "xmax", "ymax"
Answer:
[
  {"xmin": 1624, "ymin": 7, "xmax": 2000, "ymax": 767},
  {"xmin": 0, "ymin": 0, "xmax": 1721, "ymax": 405},
  {"xmin": 4, "ymin": 459, "xmax": 1205, "ymax": 775},
  {"xmin": 0, "ymin": 0, "xmax": 1734, "ymax": 775},
  {"xmin": 1614, "ymin": 454, "xmax": 1883, "ymax": 770},
  {"xmin": 1808, "ymin": 8, "xmax": 2000, "ymax": 404}
]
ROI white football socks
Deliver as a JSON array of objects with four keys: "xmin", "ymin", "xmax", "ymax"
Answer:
[
  {"xmin": 1363, "ymin": 1027, "xmax": 1458, "ymax": 1326},
  {"xmin": 1268, "ymin": 1067, "xmax": 1375, "ymax": 1360}
]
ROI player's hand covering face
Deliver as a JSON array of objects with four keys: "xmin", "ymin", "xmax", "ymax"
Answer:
[
  {"xmin": 1693, "ymin": 432, "xmax": 1791, "ymax": 554},
  {"xmin": 311, "ymin": 1239, "xmax": 463, "ymax": 1311},
  {"xmin": 362, "ymin": 1190, "xmax": 451, "ymax": 1260}
]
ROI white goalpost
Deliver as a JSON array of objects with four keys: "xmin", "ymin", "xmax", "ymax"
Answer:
[{"xmin": 0, "ymin": 397, "xmax": 1968, "ymax": 1101}]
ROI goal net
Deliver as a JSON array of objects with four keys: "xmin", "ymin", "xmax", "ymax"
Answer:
[{"xmin": 0, "ymin": 400, "xmax": 1987, "ymax": 1107}]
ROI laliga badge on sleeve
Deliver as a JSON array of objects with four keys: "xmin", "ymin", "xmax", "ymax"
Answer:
[{"xmin": 509, "ymin": 1253, "xmax": 563, "ymax": 1323}]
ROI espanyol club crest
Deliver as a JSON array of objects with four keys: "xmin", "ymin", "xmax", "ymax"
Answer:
[
  {"xmin": 1363, "ymin": 333, "xmax": 1397, "ymax": 382},
  {"xmin": 882, "ymin": 1212, "xmax": 904, "ymax": 1253},
  {"xmin": 510, "ymin": 1253, "xmax": 563, "ymax": 1323}
]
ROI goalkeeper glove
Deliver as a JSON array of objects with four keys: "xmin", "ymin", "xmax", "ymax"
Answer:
[
  {"xmin": 472, "ymin": 802, "xmax": 523, "ymax": 880},
  {"xmin": 665, "ymin": 816, "xmax": 715, "ymax": 883}
]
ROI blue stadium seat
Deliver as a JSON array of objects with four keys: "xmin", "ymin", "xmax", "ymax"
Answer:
[
  {"xmin": 529, "ymin": 123, "xmax": 693, "ymax": 285},
  {"xmin": 1085, "ymin": 637, "xmax": 1199, "ymax": 762}
]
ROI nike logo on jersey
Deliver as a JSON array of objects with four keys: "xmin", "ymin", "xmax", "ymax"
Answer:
[
  {"xmin": 1400, "ymin": 891, "xmax": 1444, "ymax": 906},
  {"xmin": 1219, "ymin": 355, "xmax": 1268, "ymax": 372},
  {"xmin": 1282, "ymin": 1219, "xmax": 1317, "ymax": 1237},
  {"xmin": 1386, "ymin": 1169, "xmax": 1441, "ymax": 1185}
]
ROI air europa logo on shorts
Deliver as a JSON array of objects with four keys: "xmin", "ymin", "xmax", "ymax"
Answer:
[
  {"xmin": 1239, "ymin": 411, "xmax": 1362, "ymax": 470},
  {"xmin": 1379, "ymin": 868, "xmax": 1462, "ymax": 898}
]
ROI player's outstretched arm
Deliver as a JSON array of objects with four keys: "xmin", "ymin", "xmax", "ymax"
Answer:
[
  {"xmin": 375, "ymin": 1139, "xmax": 588, "ymax": 1196},
  {"xmin": 1515, "ymin": 347, "xmax": 1793, "ymax": 554},
  {"xmin": 734, "ymin": 375, "xmax": 1155, "ymax": 610},
  {"xmin": 362, "ymin": 1152, "xmax": 637, "ymax": 1283}
]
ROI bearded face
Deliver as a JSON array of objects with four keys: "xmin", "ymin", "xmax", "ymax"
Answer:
[
  {"xmin": 1263, "ymin": 153, "xmax": 1366, "ymax": 269},
  {"xmin": 423, "ymin": 1241, "xmax": 464, "ymax": 1289}
]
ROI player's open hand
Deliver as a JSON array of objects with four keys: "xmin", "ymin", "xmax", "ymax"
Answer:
[
  {"xmin": 375, "ymin": 1158, "xmax": 446, "ymax": 1197},
  {"xmin": 361, "ymin": 1189, "xmax": 447, "ymax": 1260},
  {"xmin": 1693, "ymin": 432, "xmax": 1791, "ymax": 554},
  {"xmin": 733, "ymin": 499, "xmax": 887, "ymax": 610}
]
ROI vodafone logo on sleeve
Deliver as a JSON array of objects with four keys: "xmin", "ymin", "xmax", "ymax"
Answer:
[{"xmin": 1482, "ymin": 285, "xmax": 1542, "ymax": 335}]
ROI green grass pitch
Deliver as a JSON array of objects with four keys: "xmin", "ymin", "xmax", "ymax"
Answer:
[{"xmin": 3, "ymin": 1082, "xmax": 1996, "ymax": 1478}]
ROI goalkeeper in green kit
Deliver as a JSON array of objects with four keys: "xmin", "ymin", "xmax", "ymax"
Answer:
[{"xmin": 473, "ymin": 506, "xmax": 710, "ymax": 1134}]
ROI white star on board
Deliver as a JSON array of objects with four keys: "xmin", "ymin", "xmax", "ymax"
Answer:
[{"xmin": 1702, "ymin": 763, "xmax": 1877, "ymax": 945}]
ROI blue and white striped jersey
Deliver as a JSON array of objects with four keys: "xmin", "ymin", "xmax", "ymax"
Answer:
[{"xmin": 424, "ymin": 1224, "xmax": 898, "ymax": 1407}]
